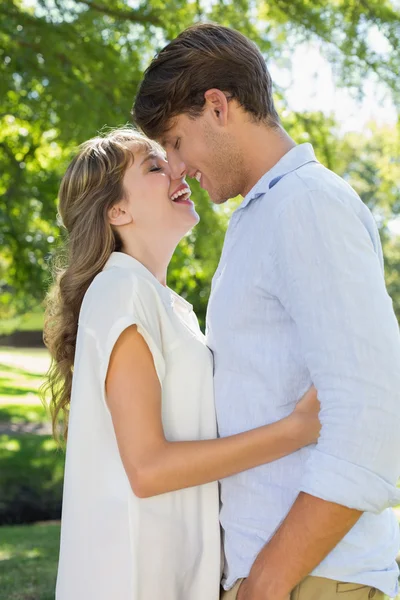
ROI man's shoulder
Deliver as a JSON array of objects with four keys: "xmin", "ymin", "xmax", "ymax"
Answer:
[
  {"xmin": 294, "ymin": 161, "xmax": 357, "ymax": 196},
  {"xmin": 273, "ymin": 160, "xmax": 355, "ymax": 200},
  {"xmin": 271, "ymin": 161, "xmax": 365, "ymax": 221}
]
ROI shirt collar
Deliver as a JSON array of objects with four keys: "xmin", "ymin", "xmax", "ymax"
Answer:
[
  {"xmin": 238, "ymin": 143, "xmax": 318, "ymax": 210},
  {"xmin": 104, "ymin": 251, "xmax": 174, "ymax": 308}
]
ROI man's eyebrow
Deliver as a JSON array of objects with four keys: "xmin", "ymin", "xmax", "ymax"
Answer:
[{"xmin": 160, "ymin": 137, "xmax": 169, "ymax": 148}]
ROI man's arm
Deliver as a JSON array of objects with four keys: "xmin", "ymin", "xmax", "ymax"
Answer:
[
  {"xmin": 239, "ymin": 493, "xmax": 361, "ymax": 599},
  {"xmin": 240, "ymin": 184, "xmax": 400, "ymax": 599}
]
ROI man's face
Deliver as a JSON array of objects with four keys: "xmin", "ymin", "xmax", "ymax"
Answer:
[{"xmin": 160, "ymin": 110, "xmax": 246, "ymax": 204}]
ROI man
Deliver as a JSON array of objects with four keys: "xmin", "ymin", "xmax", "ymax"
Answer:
[{"xmin": 133, "ymin": 24, "xmax": 400, "ymax": 600}]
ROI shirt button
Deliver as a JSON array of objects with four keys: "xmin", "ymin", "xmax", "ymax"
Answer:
[{"xmin": 368, "ymin": 588, "xmax": 376, "ymax": 598}]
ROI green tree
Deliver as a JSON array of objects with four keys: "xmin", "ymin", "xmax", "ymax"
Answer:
[
  {"xmin": 0, "ymin": 0, "xmax": 399, "ymax": 326},
  {"xmin": 336, "ymin": 122, "xmax": 400, "ymax": 319}
]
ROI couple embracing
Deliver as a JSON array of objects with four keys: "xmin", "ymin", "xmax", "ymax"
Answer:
[{"xmin": 45, "ymin": 24, "xmax": 400, "ymax": 600}]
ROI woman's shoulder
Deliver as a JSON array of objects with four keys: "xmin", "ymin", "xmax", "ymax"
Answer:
[
  {"xmin": 89, "ymin": 266, "xmax": 139, "ymax": 298},
  {"xmin": 79, "ymin": 265, "xmax": 166, "ymax": 330}
]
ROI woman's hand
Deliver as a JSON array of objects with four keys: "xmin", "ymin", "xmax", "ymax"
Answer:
[
  {"xmin": 107, "ymin": 323, "xmax": 322, "ymax": 497},
  {"xmin": 290, "ymin": 385, "xmax": 321, "ymax": 446}
]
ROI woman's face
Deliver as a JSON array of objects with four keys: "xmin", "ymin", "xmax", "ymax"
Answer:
[{"xmin": 119, "ymin": 147, "xmax": 199, "ymax": 245}]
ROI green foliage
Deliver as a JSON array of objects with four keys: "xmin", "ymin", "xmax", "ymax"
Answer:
[
  {"xmin": 0, "ymin": 434, "xmax": 64, "ymax": 525},
  {"xmin": 0, "ymin": 347, "xmax": 49, "ymax": 402},
  {"xmin": 260, "ymin": 1, "xmax": 400, "ymax": 96},
  {"xmin": 335, "ymin": 123, "xmax": 400, "ymax": 317},
  {"xmin": 0, "ymin": 522, "xmax": 60, "ymax": 600},
  {"xmin": 0, "ymin": 349, "xmax": 61, "ymax": 525},
  {"xmin": 0, "ymin": 404, "xmax": 47, "ymax": 424},
  {"xmin": 0, "ymin": 307, "xmax": 44, "ymax": 336},
  {"xmin": 0, "ymin": 0, "xmax": 399, "ymax": 325},
  {"xmin": 385, "ymin": 236, "xmax": 400, "ymax": 319},
  {"xmin": 169, "ymin": 185, "xmax": 229, "ymax": 327}
]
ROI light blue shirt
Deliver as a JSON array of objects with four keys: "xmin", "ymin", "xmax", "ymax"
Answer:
[{"xmin": 206, "ymin": 144, "xmax": 400, "ymax": 596}]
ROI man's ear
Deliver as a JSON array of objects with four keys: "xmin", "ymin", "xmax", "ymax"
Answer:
[
  {"xmin": 108, "ymin": 201, "xmax": 133, "ymax": 226},
  {"xmin": 204, "ymin": 89, "xmax": 230, "ymax": 126}
]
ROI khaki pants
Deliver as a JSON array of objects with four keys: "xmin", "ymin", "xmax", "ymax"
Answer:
[
  {"xmin": 220, "ymin": 576, "xmax": 384, "ymax": 600},
  {"xmin": 220, "ymin": 578, "xmax": 245, "ymax": 600}
]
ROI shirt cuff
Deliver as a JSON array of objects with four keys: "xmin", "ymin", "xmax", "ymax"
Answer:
[{"xmin": 299, "ymin": 450, "xmax": 400, "ymax": 513}]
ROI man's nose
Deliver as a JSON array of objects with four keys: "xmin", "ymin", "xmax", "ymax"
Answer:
[{"xmin": 167, "ymin": 152, "xmax": 187, "ymax": 179}]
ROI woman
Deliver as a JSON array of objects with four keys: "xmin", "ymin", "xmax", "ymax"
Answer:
[{"xmin": 43, "ymin": 127, "xmax": 319, "ymax": 600}]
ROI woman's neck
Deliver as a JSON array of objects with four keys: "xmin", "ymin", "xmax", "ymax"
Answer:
[{"xmin": 121, "ymin": 238, "xmax": 175, "ymax": 286}]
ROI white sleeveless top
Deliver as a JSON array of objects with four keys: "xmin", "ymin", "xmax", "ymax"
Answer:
[{"xmin": 56, "ymin": 252, "xmax": 221, "ymax": 600}]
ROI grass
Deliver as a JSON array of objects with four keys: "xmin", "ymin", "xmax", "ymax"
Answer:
[
  {"xmin": 0, "ymin": 433, "xmax": 64, "ymax": 524},
  {"xmin": 0, "ymin": 522, "xmax": 60, "ymax": 600},
  {"xmin": 0, "ymin": 404, "xmax": 47, "ymax": 424},
  {"xmin": 0, "ymin": 350, "xmax": 63, "ymax": 527},
  {"xmin": 0, "ymin": 350, "xmax": 64, "ymax": 600},
  {"xmin": 0, "ymin": 348, "xmax": 50, "ymax": 406},
  {"xmin": 0, "ymin": 309, "xmax": 44, "ymax": 337},
  {"xmin": 0, "ymin": 348, "xmax": 399, "ymax": 599},
  {"xmin": 0, "ymin": 348, "xmax": 63, "ymax": 598}
]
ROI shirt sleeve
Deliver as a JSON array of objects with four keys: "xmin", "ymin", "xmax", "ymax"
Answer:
[
  {"xmin": 271, "ymin": 184, "xmax": 400, "ymax": 513},
  {"xmin": 83, "ymin": 272, "xmax": 166, "ymax": 387}
]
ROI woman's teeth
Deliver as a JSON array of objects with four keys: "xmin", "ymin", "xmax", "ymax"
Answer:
[{"xmin": 171, "ymin": 188, "xmax": 190, "ymax": 201}]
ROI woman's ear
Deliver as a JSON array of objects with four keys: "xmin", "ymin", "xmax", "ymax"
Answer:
[{"xmin": 108, "ymin": 201, "xmax": 133, "ymax": 226}]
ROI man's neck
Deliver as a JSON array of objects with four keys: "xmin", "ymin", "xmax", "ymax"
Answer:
[{"xmin": 240, "ymin": 125, "xmax": 296, "ymax": 197}]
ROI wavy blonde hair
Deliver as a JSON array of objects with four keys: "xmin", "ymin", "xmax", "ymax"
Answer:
[{"xmin": 42, "ymin": 128, "xmax": 161, "ymax": 441}]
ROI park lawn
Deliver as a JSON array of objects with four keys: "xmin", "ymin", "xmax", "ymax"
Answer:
[
  {"xmin": 0, "ymin": 309, "xmax": 44, "ymax": 337},
  {"xmin": 0, "ymin": 347, "xmax": 63, "ymax": 598},
  {"xmin": 0, "ymin": 347, "xmax": 50, "ymax": 408},
  {"xmin": 0, "ymin": 348, "xmax": 399, "ymax": 599},
  {"xmin": 0, "ymin": 522, "xmax": 60, "ymax": 600},
  {"xmin": 0, "ymin": 520, "xmax": 399, "ymax": 600},
  {"xmin": 0, "ymin": 403, "xmax": 47, "ymax": 424}
]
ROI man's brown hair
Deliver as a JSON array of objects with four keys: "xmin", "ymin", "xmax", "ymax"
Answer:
[{"xmin": 133, "ymin": 23, "xmax": 280, "ymax": 140}]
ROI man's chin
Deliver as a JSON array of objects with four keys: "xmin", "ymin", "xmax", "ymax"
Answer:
[
  {"xmin": 209, "ymin": 193, "xmax": 230, "ymax": 205},
  {"xmin": 205, "ymin": 182, "xmax": 235, "ymax": 204}
]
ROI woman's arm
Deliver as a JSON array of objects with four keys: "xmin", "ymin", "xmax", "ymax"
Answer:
[{"xmin": 106, "ymin": 325, "xmax": 319, "ymax": 498}]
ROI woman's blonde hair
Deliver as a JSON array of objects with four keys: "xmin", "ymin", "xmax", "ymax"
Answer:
[{"xmin": 42, "ymin": 127, "xmax": 161, "ymax": 441}]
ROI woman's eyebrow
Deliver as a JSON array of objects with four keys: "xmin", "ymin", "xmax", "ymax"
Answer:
[{"xmin": 140, "ymin": 151, "xmax": 160, "ymax": 166}]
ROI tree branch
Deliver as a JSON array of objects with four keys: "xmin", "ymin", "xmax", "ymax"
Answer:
[{"xmin": 76, "ymin": 0, "xmax": 163, "ymax": 27}]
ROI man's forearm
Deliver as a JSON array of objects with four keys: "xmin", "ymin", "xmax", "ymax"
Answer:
[{"xmin": 240, "ymin": 492, "xmax": 362, "ymax": 600}]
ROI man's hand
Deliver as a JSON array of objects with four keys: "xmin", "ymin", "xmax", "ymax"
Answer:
[
  {"xmin": 236, "ymin": 578, "xmax": 253, "ymax": 600},
  {"xmin": 237, "ymin": 578, "xmax": 289, "ymax": 600},
  {"xmin": 236, "ymin": 578, "xmax": 251, "ymax": 600},
  {"xmin": 236, "ymin": 493, "xmax": 361, "ymax": 600}
]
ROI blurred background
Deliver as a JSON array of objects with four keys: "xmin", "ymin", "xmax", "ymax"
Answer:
[{"xmin": 0, "ymin": 1, "xmax": 399, "ymax": 598}]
